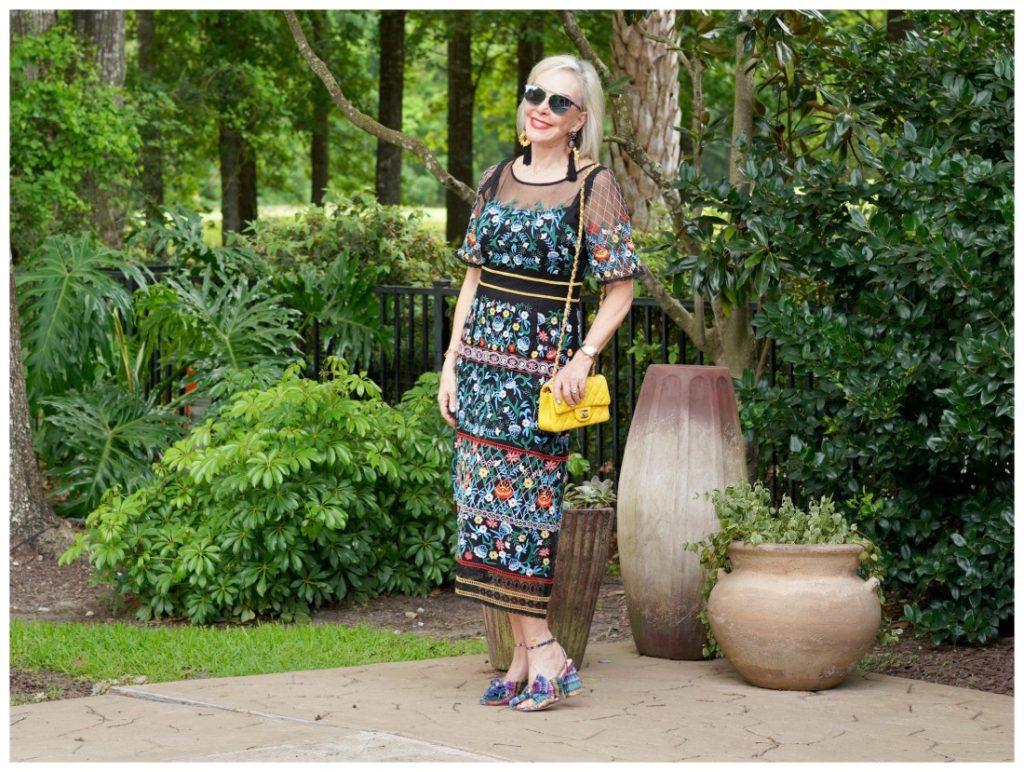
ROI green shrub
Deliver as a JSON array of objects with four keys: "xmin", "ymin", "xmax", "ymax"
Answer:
[
  {"xmin": 59, "ymin": 360, "xmax": 456, "ymax": 624},
  {"xmin": 681, "ymin": 12, "xmax": 1011, "ymax": 645},
  {"xmin": 10, "ymin": 25, "xmax": 141, "ymax": 261},
  {"xmin": 245, "ymin": 192, "xmax": 449, "ymax": 286}
]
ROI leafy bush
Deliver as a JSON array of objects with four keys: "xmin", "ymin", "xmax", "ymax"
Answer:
[
  {"xmin": 723, "ymin": 12, "xmax": 1012, "ymax": 644},
  {"xmin": 245, "ymin": 192, "xmax": 449, "ymax": 286},
  {"xmin": 60, "ymin": 361, "xmax": 456, "ymax": 624},
  {"xmin": 682, "ymin": 482, "xmax": 889, "ymax": 658},
  {"xmin": 10, "ymin": 25, "xmax": 141, "ymax": 261}
]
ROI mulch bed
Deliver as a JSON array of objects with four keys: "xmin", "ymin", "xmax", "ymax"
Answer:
[{"xmin": 9, "ymin": 536, "xmax": 1013, "ymax": 705}]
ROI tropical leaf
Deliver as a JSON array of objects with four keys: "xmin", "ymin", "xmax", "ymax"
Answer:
[
  {"xmin": 16, "ymin": 234, "xmax": 151, "ymax": 401},
  {"xmin": 41, "ymin": 383, "xmax": 186, "ymax": 517}
]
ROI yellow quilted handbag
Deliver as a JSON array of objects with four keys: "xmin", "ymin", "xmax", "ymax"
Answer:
[
  {"xmin": 538, "ymin": 374, "xmax": 610, "ymax": 432},
  {"xmin": 536, "ymin": 166, "xmax": 611, "ymax": 433}
]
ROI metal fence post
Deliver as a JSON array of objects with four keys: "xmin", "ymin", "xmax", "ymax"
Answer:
[{"xmin": 432, "ymin": 279, "xmax": 452, "ymax": 372}]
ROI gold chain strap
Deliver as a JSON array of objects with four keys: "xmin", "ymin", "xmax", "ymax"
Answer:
[{"xmin": 551, "ymin": 166, "xmax": 598, "ymax": 380}]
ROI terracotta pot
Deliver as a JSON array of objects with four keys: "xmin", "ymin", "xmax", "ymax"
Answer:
[
  {"xmin": 617, "ymin": 365, "xmax": 746, "ymax": 659},
  {"xmin": 708, "ymin": 542, "xmax": 882, "ymax": 691},
  {"xmin": 483, "ymin": 506, "xmax": 614, "ymax": 671}
]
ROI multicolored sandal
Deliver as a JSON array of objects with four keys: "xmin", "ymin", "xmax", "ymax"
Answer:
[
  {"xmin": 480, "ymin": 642, "xmax": 528, "ymax": 706},
  {"xmin": 508, "ymin": 636, "xmax": 583, "ymax": 712},
  {"xmin": 480, "ymin": 676, "xmax": 528, "ymax": 706}
]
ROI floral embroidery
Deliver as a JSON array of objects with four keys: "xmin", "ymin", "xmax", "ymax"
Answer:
[{"xmin": 451, "ymin": 161, "xmax": 639, "ymax": 617}]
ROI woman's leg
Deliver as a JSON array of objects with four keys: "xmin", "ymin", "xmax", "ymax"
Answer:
[
  {"xmin": 511, "ymin": 612, "xmax": 568, "ymax": 707},
  {"xmin": 503, "ymin": 612, "xmax": 528, "ymax": 681}
]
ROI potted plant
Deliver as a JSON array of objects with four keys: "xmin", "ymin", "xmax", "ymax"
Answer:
[
  {"xmin": 682, "ymin": 481, "xmax": 897, "ymax": 691},
  {"xmin": 483, "ymin": 455, "xmax": 616, "ymax": 671}
]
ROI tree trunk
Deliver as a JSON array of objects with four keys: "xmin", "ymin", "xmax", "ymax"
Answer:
[
  {"xmin": 10, "ymin": 269, "xmax": 74, "ymax": 557},
  {"xmin": 445, "ymin": 12, "xmax": 473, "ymax": 243},
  {"xmin": 72, "ymin": 10, "xmax": 127, "ymax": 248},
  {"xmin": 375, "ymin": 10, "xmax": 405, "ymax": 205},
  {"xmin": 609, "ymin": 10, "xmax": 681, "ymax": 230},
  {"xmin": 137, "ymin": 10, "xmax": 165, "ymax": 225},
  {"xmin": 238, "ymin": 135, "xmax": 258, "ymax": 232},
  {"xmin": 885, "ymin": 10, "xmax": 915, "ymax": 42},
  {"xmin": 10, "ymin": 9, "xmax": 55, "ymax": 38},
  {"xmin": 10, "ymin": 11, "xmax": 56, "ymax": 98},
  {"xmin": 73, "ymin": 10, "xmax": 126, "ymax": 87},
  {"xmin": 219, "ymin": 123, "xmax": 242, "ymax": 236},
  {"xmin": 219, "ymin": 124, "xmax": 258, "ymax": 238},
  {"xmin": 514, "ymin": 19, "xmax": 542, "ymax": 159},
  {"xmin": 310, "ymin": 11, "xmax": 331, "ymax": 206}
]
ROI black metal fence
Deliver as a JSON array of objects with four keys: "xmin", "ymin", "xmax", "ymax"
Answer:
[
  {"xmin": 366, "ymin": 281, "xmax": 804, "ymax": 503},
  {"xmin": 102, "ymin": 269, "xmax": 802, "ymax": 503}
]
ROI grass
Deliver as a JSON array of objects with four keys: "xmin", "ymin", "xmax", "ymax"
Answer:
[{"xmin": 10, "ymin": 617, "xmax": 487, "ymax": 686}]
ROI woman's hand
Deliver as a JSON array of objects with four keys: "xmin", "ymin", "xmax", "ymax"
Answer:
[
  {"xmin": 548, "ymin": 352, "xmax": 593, "ymax": 407},
  {"xmin": 438, "ymin": 357, "xmax": 458, "ymax": 428}
]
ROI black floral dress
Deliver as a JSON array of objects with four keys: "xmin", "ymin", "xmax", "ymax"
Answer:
[{"xmin": 450, "ymin": 158, "xmax": 642, "ymax": 618}]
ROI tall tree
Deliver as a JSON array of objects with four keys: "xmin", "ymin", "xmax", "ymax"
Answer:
[
  {"xmin": 609, "ymin": 11, "xmax": 681, "ymax": 230},
  {"xmin": 72, "ymin": 10, "xmax": 126, "ymax": 88},
  {"xmin": 375, "ymin": 10, "xmax": 406, "ymax": 204},
  {"xmin": 309, "ymin": 11, "xmax": 331, "ymax": 206},
  {"xmin": 10, "ymin": 9, "xmax": 55, "ymax": 81},
  {"xmin": 445, "ymin": 12, "xmax": 474, "ymax": 242},
  {"xmin": 10, "ymin": 9, "xmax": 55, "ymax": 37},
  {"xmin": 212, "ymin": 12, "xmax": 259, "ymax": 237},
  {"xmin": 284, "ymin": 11, "xmax": 474, "ymax": 206},
  {"xmin": 137, "ymin": 10, "xmax": 165, "ymax": 224},
  {"xmin": 514, "ymin": 19, "xmax": 543, "ymax": 160},
  {"xmin": 9, "ymin": 269, "xmax": 74, "ymax": 556},
  {"xmin": 72, "ymin": 10, "xmax": 127, "ymax": 247},
  {"xmin": 9, "ymin": 11, "xmax": 74, "ymax": 556}
]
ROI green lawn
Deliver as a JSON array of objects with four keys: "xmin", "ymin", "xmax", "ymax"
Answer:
[
  {"xmin": 200, "ymin": 204, "xmax": 447, "ymax": 247},
  {"xmin": 11, "ymin": 617, "xmax": 486, "ymax": 685}
]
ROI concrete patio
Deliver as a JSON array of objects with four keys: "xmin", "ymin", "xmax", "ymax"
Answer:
[{"xmin": 9, "ymin": 639, "xmax": 1013, "ymax": 762}]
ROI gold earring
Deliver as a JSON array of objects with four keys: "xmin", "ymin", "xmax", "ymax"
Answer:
[{"xmin": 519, "ymin": 130, "xmax": 532, "ymax": 165}]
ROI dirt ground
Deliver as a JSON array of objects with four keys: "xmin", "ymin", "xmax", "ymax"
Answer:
[{"xmin": 9, "ymin": 537, "xmax": 1014, "ymax": 705}]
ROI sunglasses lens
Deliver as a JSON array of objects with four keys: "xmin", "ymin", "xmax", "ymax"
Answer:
[
  {"xmin": 548, "ymin": 95, "xmax": 572, "ymax": 114},
  {"xmin": 523, "ymin": 86, "xmax": 545, "ymax": 105}
]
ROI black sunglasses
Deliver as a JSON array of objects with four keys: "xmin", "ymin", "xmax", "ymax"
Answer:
[{"xmin": 523, "ymin": 83, "xmax": 582, "ymax": 115}]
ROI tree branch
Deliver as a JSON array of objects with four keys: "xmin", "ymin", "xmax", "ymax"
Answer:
[
  {"xmin": 637, "ymin": 268, "xmax": 715, "ymax": 355},
  {"xmin": 283, "ymin": 11, "xmax": 475, "ymax": 205}
]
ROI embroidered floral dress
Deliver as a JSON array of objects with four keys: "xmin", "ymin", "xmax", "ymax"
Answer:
[{"xmin": 450, "ymin": 158, "xmax": 642, "ymax": 618}]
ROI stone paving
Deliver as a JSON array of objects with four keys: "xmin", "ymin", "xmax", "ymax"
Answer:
[{"xmin": 9, "ymin": 640, "xmax": 1014, "ymax": 762}]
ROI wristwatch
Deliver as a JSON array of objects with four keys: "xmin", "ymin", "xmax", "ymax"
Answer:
[{"xmin": 579, "ymin": 343, "xmax": 599, "ymax": 359}]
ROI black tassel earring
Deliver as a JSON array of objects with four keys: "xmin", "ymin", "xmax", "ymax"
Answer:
[
  {"xmin": 518, "ymin": 130, "xmax": 532, "ymax": 166},
  {"xmin": 566, "ymin": 131, "xmax": 579, "ymax": 181}
]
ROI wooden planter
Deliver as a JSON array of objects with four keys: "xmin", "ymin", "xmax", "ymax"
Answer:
[{"xmin": 483, "ymin": 506, "xmax": 614, "ymax": 671}]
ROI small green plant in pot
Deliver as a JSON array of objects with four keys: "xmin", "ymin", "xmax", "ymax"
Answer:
[
  {"xmin": 683, "ymin": 481, "xmax": 898, "ymax": 691},
  {"xmin": 563, "ymin": 475, "xmax": 616, "ymax": 509}
]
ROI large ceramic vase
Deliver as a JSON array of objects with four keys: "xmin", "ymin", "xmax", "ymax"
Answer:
[
  {"xmin": 708, "ymin": 542, "xmax": 882, "ymax": 691},
  {"xmin": 617, "ymin": 365, "xmax": 746, "ymax": 660},
  {"xmin": 483, "ymin": 506, "xmax": 614, "ymax": 672}
]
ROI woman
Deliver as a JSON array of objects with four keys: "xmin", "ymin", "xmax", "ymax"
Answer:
[{"xmin": 437, "ymin": 54, "xmax": 642, "ymax": 712}]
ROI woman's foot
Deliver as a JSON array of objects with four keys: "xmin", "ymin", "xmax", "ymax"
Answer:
[
  {"xmin": 509, "ymin": 635, "xmax": 582, "ymax": 711},
  {"xmin": 481, "ymin": 643, "xmax": 529, "ymax": 705}
]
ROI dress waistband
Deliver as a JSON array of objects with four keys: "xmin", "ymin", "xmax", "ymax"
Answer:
[{"xmin": 478, "ymin": 266, "xmax": 581, "ymax": 304}]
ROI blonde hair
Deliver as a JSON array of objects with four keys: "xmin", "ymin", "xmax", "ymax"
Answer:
[{"xmin": 516, "ymin": 54, "xmax": 604, "ymax": 163}]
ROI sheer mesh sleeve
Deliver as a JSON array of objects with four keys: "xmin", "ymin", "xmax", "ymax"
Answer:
[
  {"xmin": 583, "ymin": 169, "xmax": 644, "ymax": 284},
  {"xmin": 453, "ymin": 163, "xmax": 502, "ymax": 268}
]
